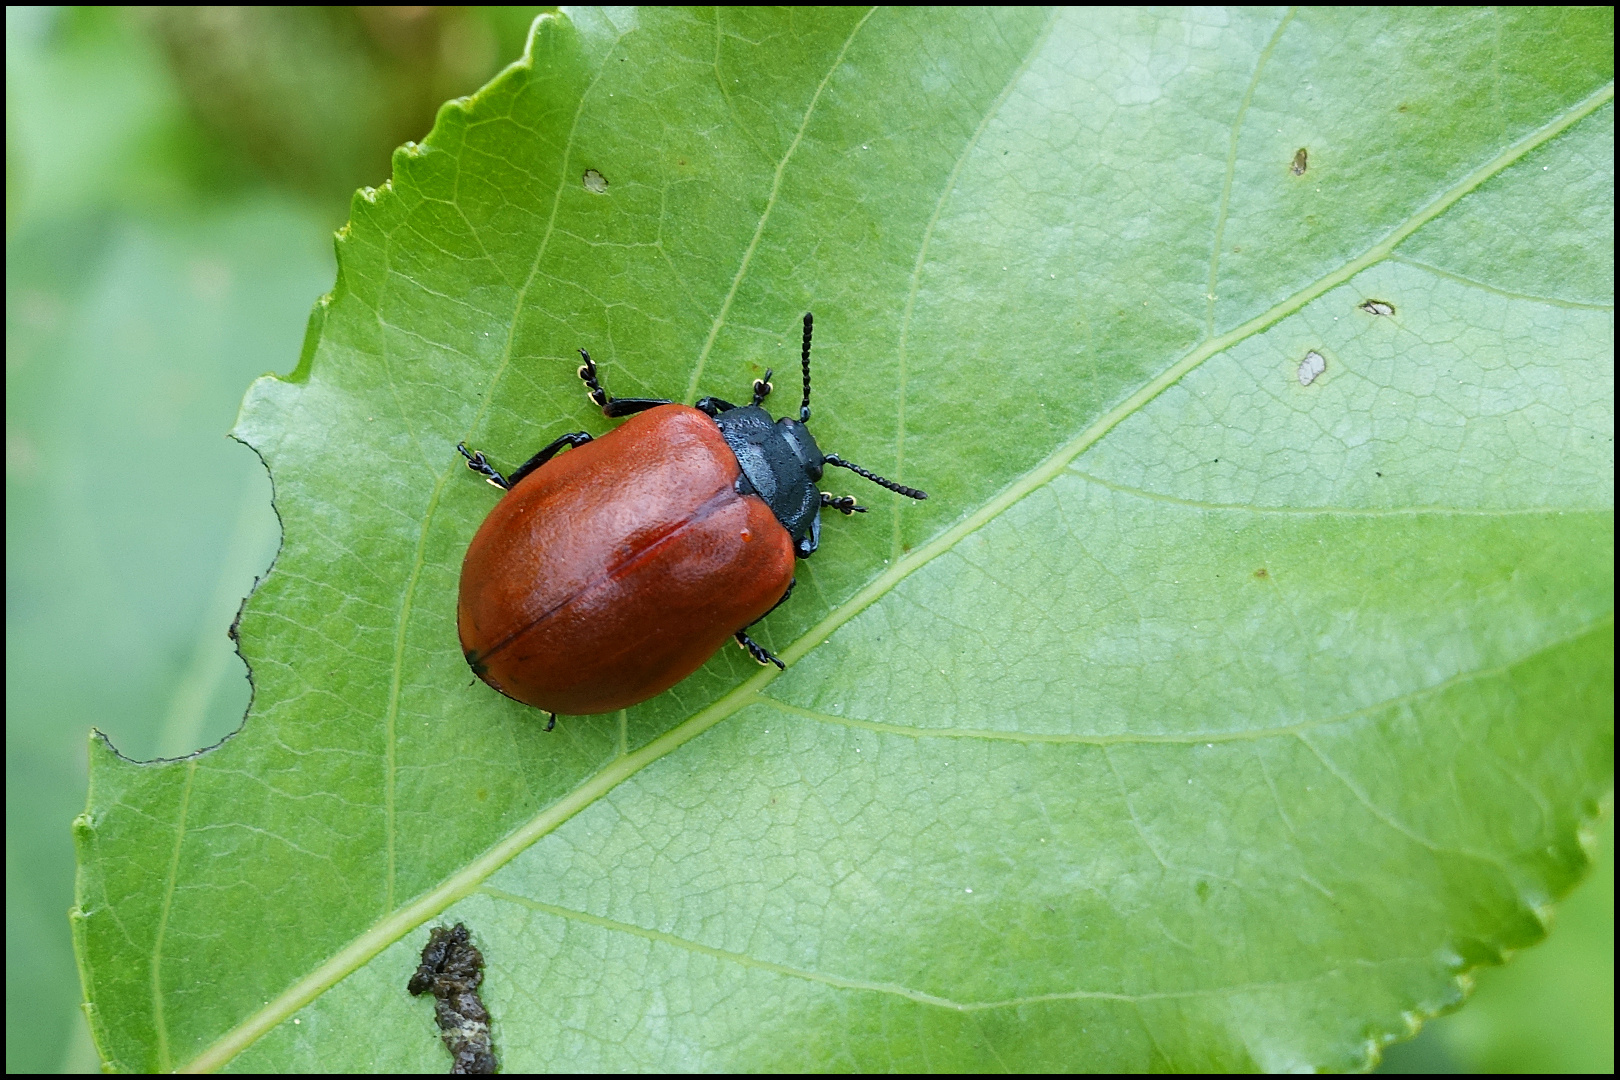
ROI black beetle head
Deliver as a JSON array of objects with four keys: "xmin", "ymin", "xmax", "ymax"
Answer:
[{"xmin": 714, "ymin": 406, "xmax": 822, "ymax": 554}]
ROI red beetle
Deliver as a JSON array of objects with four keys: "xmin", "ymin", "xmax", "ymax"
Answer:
[{"xmin": 456, "ymin": 314, "xmax": 926, "ymax": 728}]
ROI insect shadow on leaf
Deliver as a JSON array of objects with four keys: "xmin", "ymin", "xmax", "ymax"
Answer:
[{"xmin": 408, "ymin": 923, "xmax": 497, "ymax": 1074}]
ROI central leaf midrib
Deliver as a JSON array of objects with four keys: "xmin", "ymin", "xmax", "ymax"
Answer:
[{"xmin": 186, "ymin": 69, "xmax": 1614, "ymax": 1077}]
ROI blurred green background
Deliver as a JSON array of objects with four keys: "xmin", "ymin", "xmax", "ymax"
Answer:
[{"xmin": 5, "ymin": 7, "xmax": 1611, "ymax": 1073}]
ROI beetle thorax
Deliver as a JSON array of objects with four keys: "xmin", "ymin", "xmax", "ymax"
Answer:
[{"xmin": 714, "ymin": 405, "xmax": 823, "ymax": 550}]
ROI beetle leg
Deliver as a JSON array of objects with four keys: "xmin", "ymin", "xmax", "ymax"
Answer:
[
  {"xmin": 732, "ymin": 580, "xmax": 796, "ymax": 660},
  {"xmin": 505, "ymin": 431, "xmax": 593, "ymax": 488},
  {"xmin": 695, "ymin": 396, "xmax": 738, "ymax": 417},
  {"xmin": 751, "ymin": 368, "xmax": 774, "ymax": 407},
  {"xmin": 757, "ymin": 576, "xmax": 796, "ymax": 619},
  {"xmin": 820, "ymin": 492, "xmax": 867, "ymax": 515},
  {"xmin": 577, "ymin": 348, "xmax": 671, "ymax": 417},
  {"xmin": 794, "ymin": 512, "xmax": 821, "ymax": 559},
  {"xmin": 545, "ymin": 712, "xmax": 557, "ymax": 732},
  {"xmin": 603, "ymin": 398, "xmax": 674, "ymax": 417},
  {"xmin": 734, "ymin": 629, "xmax": 785, "ymax": 669},
  {"xmin": 457, "ymin": 442, "xmax": 511, "ymax": 490}
]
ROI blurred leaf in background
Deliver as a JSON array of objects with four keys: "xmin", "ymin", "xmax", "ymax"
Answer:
[
  {"xmin": 142, "ymin": 6, "xmax": 537, "ymax": 204},
  {"xmin": 4, "ymin": 7, "xmax": 538, "ymax": 1072}
]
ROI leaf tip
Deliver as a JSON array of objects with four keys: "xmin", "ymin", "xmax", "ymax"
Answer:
[{"xmin": 520, "ymin": 10, "xmax": 566, "ymax": 68}]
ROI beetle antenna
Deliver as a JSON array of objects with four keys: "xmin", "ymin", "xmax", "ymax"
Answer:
[
  {"xmin": 799, "ymin": 312, "xmax": 813, "ymax": 422},
  {"xmin": 822, "ymin": 454, "xmax": 927, "ymax": 500}
]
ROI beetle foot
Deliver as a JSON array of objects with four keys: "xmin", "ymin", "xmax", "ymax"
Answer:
[
  {"xmin": 545, "ymin": 712, "xmax": 557, "ymax": 732},
  {"xmin": 751, "ymin": 368, "xmax": 774, "ymax": 406},
  {"xmin": 577, "ymin": 348, "xmax": 610, "ymax": 409},
  {"xmin": 457, "ymin": 442, "xmax": 510, "ymax": 490},
  {"xmin": 820, "ymin": 492, "xmax": 867, "ymax": 515},
  {"xmin": 734, "ymin": 630, "xmax": 785, "ymax": 669}
]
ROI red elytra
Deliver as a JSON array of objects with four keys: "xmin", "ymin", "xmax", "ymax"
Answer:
[{"xmin": 457, "ymin": 404, "xmax": 794, "ymax": 715}]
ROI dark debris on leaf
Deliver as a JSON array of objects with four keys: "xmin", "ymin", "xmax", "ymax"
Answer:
[{"xmin": 409, "ymin": 923, "xmax": 497, "ymax": 1074}]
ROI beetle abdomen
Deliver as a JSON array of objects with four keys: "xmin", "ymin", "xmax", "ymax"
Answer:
[{"xmin": 457, "ymin": 405, "xmax": 794, "ymax": 714}]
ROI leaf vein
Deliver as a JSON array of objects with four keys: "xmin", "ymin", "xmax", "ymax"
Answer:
[
  {"xmin": 750, "ymin": 615, "xmax": 1612, "ymax": 744},
  {"xmin": 150, "ymin": 758, "xmax": 197, "ymax": 1073},
  {"xmin": 1293, "ymin": 731, "xmax": 1513, "ymax": 874},
  {"xmin": 890, "ymin": 8, "xmax": 1061, "ymax": 557},
  {"xmin": 1063, "ymin": 469, "xmax": 1612, "ymax": 517},
  {"xmin": 1386, "ymin": 253, "xmax": 1616, "ymax": 311},
  {"xmin": 1204, "ymin": 8, "xmax": 1296, "ymax": 338},
  {"xmin": 477, "ymin": 886, "xmax": 1432, "ymax": 1011},
  {"xmin": 682, "ymin": 7, "xmax": 878, "ymax": 404}
]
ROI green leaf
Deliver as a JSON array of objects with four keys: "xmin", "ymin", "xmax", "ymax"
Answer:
[{"xmin": 73, "ymin": 8, "xmax": 1613, "ymax": 1071}]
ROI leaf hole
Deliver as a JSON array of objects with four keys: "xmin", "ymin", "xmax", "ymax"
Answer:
[{"xmin": 1297, "ymin": 350, "xmax": 1327, "ymax": 386}]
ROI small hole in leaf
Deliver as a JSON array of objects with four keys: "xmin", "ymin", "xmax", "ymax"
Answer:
[
  {"xmin": 1297, "ymin": 350, "xmax": 1326, "ymax": 386},
  {"xmin": 583, "ymin": 169, "xmax": 608, "ymax": 194}
]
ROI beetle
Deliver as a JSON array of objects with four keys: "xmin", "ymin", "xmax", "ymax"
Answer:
[{"xmin": 455, "ymin": 313, "xmax": 926, "ymax": 729}]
